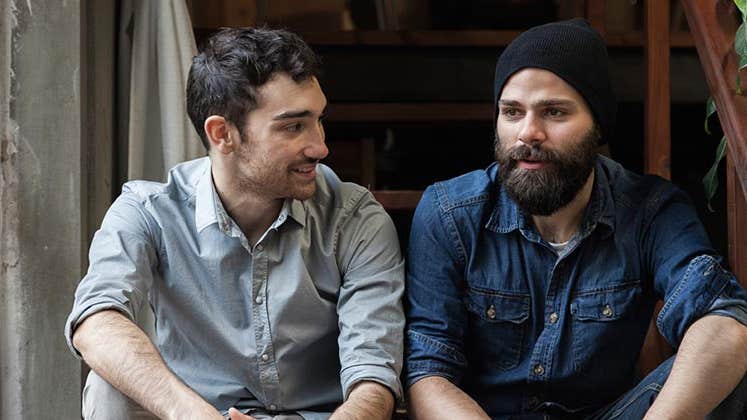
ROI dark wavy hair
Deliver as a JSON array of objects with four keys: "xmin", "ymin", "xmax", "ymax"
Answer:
[{"xmin": 187, "ymin": 27, "xmax": 320, "ymax": 149}]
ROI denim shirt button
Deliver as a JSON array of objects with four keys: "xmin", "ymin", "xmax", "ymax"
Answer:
[
  {"xmin": 533, "ymin": 364, "xmax": 545, "ymax": 375},
  {"xmin": 548, "ymin": 312, "xmax": 559, "ymax": 324},
  {"xmin": 602, "ymin": 304, "xmax": 613, "ymax": 317},
  {"xmin": 486, "ymin": 305, "xmax": 497, "ymax": 319}
]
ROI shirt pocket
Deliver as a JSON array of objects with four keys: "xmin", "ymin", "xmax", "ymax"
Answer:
[
  {"xmin": 464, "ymin": 289, "xmax": 530, "ymax": 371},
  {"xmin": 569, "ymin": 282, "xmax": 642, "ymax": 375}
]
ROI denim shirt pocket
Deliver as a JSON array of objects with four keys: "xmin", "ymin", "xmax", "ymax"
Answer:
[
  {"xmin": 464, "ymin": 289, "xmax": 530, "ymax": 371},
  {"xmin": 569, "ymin": 282, "xmax": 642, "ymax": 375}
]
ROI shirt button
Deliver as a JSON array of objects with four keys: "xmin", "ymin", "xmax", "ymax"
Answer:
[
  {"xmin": 486, "ymin": 305, "xmax": 497, "ymax": 320},
  {"xmin": 533, "ymin": 364, "xmax": 545, "ymax": 376},
  {"xmin": 255, "ymin": 244, "xmax": 264, "ymax": 252},
  {"xmin": 602, "ymin": 304, "xmax": 613, "ymax": 317},
  {"xmin": 269, "ymin": 404, "xmax": 277, "ymax": 411},
  {"xmin": 548, "ymin": 312, "xmax": 559, "ymax": 324},
  {"xmin": 255, "ymin": 296, "xmax": 263, "ymax": 304},
  {"xmin": 261, "ymin": 353, "xmax": 269, "ymax": 362}
]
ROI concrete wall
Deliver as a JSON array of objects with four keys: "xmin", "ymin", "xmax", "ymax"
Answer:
[{"xmin": 1, "ymin": 1, "xmax": 84, "ymax": 417}]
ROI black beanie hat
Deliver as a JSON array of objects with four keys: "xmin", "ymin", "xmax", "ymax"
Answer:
[{"xmin": 494, "ymin": 18, "xmax": 616, "ymax": 144}]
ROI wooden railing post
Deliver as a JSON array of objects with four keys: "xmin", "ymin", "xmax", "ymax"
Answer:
[
  {"xmin": 682, "ymin": 0, "xmax": 747, "ymax": 284},
  {"xmin": 644, "ymin": 0, "xmax": 671, "ymax": 179}
]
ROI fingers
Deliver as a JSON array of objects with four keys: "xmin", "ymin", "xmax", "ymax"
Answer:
[{"xmin": 228, "ymin": 407, "xmax": 256, "ymax": 420}]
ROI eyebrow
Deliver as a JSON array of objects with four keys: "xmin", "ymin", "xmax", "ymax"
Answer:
[
  {"xmin": 272, "ymin": 110, "xmax": 313, "ymax": 120},
  {"xmin": 272, "ymin": 105, "xmax": 328, "ymax": 121},
  {"xmin": 498, "ymin": 99, "xmax": 577, "ymax": 108}
]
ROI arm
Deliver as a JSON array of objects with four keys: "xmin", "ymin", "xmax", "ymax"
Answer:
[
  {"xmin": 408, "ymin": 377, "xmax": 490, "ymax": 420},
  {"xmin": 73, "ymin": 310, "xmax": 228, "ymax": 420},
  {"xmin": 329, "ymin": 381, "xmax": 394, "ymax": 420},
  {"xmin": 643, "ymin": 315, "xmax": 747, "ymax": 419},
  {"xmin": 405, "ymin": 186, "xmax": 477, "ymax": 414},
  {"xmin": 335, "ymin": 192, "xmax": 405, "ymax": 407}
]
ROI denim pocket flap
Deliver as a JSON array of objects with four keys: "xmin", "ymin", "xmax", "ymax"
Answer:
[
  {"xmin": 571, "ymin": 284, "xmax": 639, "ymax": 321},
  {"xmin": 465, "ymin": 290, "xmax": 530, "ymax": 324}
]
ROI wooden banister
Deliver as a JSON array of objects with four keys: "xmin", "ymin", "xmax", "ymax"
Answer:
[{"xmin": 681, "ymin": 0, "xmax": 747, "ymax": 283}]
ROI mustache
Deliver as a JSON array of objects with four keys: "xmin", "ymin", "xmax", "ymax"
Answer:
[{"xmin": 502, "ymin": 143, "xmax": 558, "ymax": 163}]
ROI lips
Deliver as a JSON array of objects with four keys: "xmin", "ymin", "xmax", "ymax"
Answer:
[
  {"xmin": 291, "ymin": 164, "xmax": 317, "ymax": 179},
  {"xmin": 517, "ymin": 159, "xmax": 547, "ymax": 170}
]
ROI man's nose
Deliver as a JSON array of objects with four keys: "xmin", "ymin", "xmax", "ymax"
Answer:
[
  {"xmin": 305, "ymin": 122, "xmax": 328, "ymax": 160},
  {"xmin": 517, "ymin": 115, "xmax": 547, "ymax": 146}
]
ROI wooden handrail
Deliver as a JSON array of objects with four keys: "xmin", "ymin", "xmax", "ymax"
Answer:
[
  {"xmin": 681, "ymin": 0, "xmax": 747, "ymax": 282},
  {"xmin": 681, "ymin": 0, "xmax": 747, "ymax": 199}
]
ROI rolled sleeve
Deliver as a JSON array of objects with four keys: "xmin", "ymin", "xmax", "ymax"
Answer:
[
  {"xmin": 405, "ymin": 185, "xmax": 469, "ymax": 388},
  {"xmin": 336, "ymin": 191, "xmax": 405, "ymax": 401},
  {"xmin": 645, "ymin": 184, "xmax": 747, "ymax": 346},
  {"xmin": 64, "ymin": 192, "xmax": 159, "ymax": 358}
]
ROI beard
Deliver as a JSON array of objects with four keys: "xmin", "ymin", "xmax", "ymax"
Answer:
[
  {"xmin": 235, "ymin": 134, "xmax": 319, "ymax": 201},
  {"xmin": 494, "ymin": 127, "xmax": 599, "ymax": 216}
]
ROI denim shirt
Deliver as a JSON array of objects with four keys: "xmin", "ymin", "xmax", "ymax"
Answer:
[
  {"xmin": 405, "ymin": 156, "xmax": 747, "ymax": 418},
  {"xmin": 65, "ymin": 157, "xmax": 404, "ymax": 417}
]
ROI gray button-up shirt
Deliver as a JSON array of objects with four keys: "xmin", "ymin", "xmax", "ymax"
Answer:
[{"xmin": 65, "ymin": 157, "xmax": 405, "ymax": 417}]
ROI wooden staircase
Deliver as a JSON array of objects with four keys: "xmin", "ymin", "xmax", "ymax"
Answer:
[{"xmin": 637, "ymin": 0, "xmax": 747, "ymax": 374}]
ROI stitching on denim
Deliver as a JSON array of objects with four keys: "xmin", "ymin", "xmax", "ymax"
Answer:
[
  {"xmin": 656, "ymin": 255, "xmax": 704, "ymax": 328},
  {"xmin": 608, "ymin": 383, "xmax": 662, "ymax": 419},
  {"xmin": 571, "ymin": 280, "xmax": 641, "ymax": 297},
  {"xmin": 434, "ymin": 183, "xmax": 468, "ymax": 265},
  {"xmin": 657, "ymin": 255, "xmax": 727, "ymax": 337},
  {"xmin": 407, "ymin": 329, "xmax": 467, "ymax": 365}
]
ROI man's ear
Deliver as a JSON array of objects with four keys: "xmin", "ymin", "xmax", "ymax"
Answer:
[{"xmin": 204, "ymin": 115, "xmax": 237, "ymax": 155}]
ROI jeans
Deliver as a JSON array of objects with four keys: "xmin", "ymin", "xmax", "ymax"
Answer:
[{"xmin": 82, "ymin": 371, "xmax": 326, "ymax": 419}]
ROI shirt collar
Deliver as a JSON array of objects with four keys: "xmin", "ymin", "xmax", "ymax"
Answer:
[
  {"xmin": 485, "ymin": 156, "xmax": 616, "ymax": 237},
  {"xmin": 194, "ymin": 160, "xmax": 218, "ymax": 233}
]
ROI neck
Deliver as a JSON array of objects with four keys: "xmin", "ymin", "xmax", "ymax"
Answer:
[
  {"xmin": 211, "ymin": 159, "xmax": 283, "ymax": 246},
  {"xmin": 531, "ymin": 169, "xmax": 595, "ymax": 244}
]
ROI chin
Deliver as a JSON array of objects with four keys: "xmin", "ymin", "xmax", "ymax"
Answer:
[{"xmin": 290, "ymin": 185, "xmax": 317, "ymax": 201}]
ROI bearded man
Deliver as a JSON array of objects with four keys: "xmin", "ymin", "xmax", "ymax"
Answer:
[
  {"xmin": 65, "ymin": 27, "xmax": 403, "ymax": 420},
  {"xmin": 405, "ymin": 19, "xmax": 747, "ymax": 419}
]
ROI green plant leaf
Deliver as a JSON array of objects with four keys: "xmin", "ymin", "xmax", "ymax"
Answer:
[
  {"xmin": 703, "ymin": 135, "xmax": 728, "ymax": 212},
  {"xmin": 704, "ymin": 97, "xmax": 716, "ymax": 134},
  {"xmin": 737, "ymin": 23, "xmax": 747, "ymax": 53},
  {"xmin": 736, "ymin": 0, "xmax": 747, "ymax": 16}
]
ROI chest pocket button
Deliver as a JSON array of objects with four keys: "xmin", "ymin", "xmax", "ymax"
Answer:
[
  {"xmin": 602, "ymin": 304, "xmax": 613, "ymax": 318},
  {"xmin": 486, "ymin": 305, "xmax": 497, "ymax": 319}
]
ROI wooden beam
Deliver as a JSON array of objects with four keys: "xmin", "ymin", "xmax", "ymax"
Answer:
[
  {"xmin": 326, "ymin": 103, "xmax": 493, "ymax": 122},
  {"xmin": 585, "ymin": 0, "xmax": 606, "ymax": 37},
  {"xmin": 644, "ymin": 0, "xmax": 671, "ymax": 179},
  {"xmin": 727, "ymin": 154, "xmax": 747, "ymax": 286},
  {"xmin": 372, "ymin": 190, "xmax": 423, "ymax": 210}
]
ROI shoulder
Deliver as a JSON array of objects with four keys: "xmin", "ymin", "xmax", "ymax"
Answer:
[
  {"xmin": 420, "ymin": 164, "xmax": 496, "ymax": 215},
  {"xmin": 120, "ymin": 157, "xmax": 206, "ymax": 206},
  {"xmin": 596, "ymin": 155, "xmax": 690, "ymax": 216},
  {"xmin": 310, "ymin": 163, "xmax": 377, "ymax": 215}
]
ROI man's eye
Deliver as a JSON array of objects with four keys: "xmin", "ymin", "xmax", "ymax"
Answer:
[
  {"xmin": 546, "ymin": 108, "xmax": 565, "ymax": 117},
  {"xmin": 501, "ymin": 108, "xmax": 520, "ymax": 117},
  {"xmin": 285, "ymin": 123, "xmax": 303, "ymax": 132}
]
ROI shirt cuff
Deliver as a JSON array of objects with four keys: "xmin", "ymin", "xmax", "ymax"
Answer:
[
  {"xmin": 705, "ymin": 299, "xmax": 747, "ymax": 328},
  {"xmin": 64, "ymin": 301, "xmax": 135, "ymax": 359},
  {"xmin": 340, "ymin": 363, "xmax": 403, "ymax": 402}
]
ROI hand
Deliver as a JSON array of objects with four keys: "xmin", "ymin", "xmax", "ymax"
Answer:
[{"xmin": 228, "ymin": 407, "xmax": 256, "ymax": 420}]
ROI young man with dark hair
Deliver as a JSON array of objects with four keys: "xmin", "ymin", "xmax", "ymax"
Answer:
[
  {"xmin": 67, "ymin": 27, "xmax": 403, "ymax": 420},
  {"xmin": 405, "ymin": 19, "xmax": 747, "ymax": 419}
]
